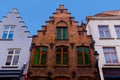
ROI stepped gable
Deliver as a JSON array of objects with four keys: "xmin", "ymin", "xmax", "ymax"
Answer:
[
  {"xmin": 95, "ymin": 10, "xmax": 120, "ymax": 16},
  {"xmin": 33, "ymin": 5, "xmax": 80, "ymax": 40},
  {"xmin": 0, "ymin": 8, "xmax": 31, "ymax": 37}
]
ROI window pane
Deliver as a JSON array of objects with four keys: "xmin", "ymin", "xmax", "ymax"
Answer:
[
  {"xmin": 63, "ymin": 47, "xmax": 68, "ymax": 52},
  {"xmin": 99, "ymin": 31, "xmax": 104, "ymax": 38},
  {"xmin": 34, "ymin": 54, "xmax": 40, "ymax": 64},
  {"xmin": 111, "ymin": 53, "xmax": 118, "ymax": 63},
  {"xmin": 36, "ymin": 48, "xmax": 40, "ymax": 53},
  {"xmin": 42, "ymin": 47, "xmax": 47, "ymax": 52},
  {"xmin": 63, "ymin": 28, "xmax": 67, "ymax": 39},
  {"xmin": 115, "ymin": 26, "xmax": 120, "ymax": 38},
  {"xmin": 105, "ymin": 31, "xmax": 110, "ymax": 38},
  {"xmin": 15, "ymin": 50, "xmax": 20, "ymax": 54},
  {"xmin": 85, "ymin": 54, "xmax": 90, "ymax": 64},
  {"xmin": 8, "ymin": 31, "xmax": 14, "ymax": 39},
  {"xmin": 77, "ymin": 47, "xmax": 82, "ymax": 52},
  {"xmin": 104, "ymin": 54, "xmax": 111, "ymax": 63},
  {"xmin": 78, "ymin": 54, "xmax": 83, "ymax": 64},
  {"xmin": 63, "ymin": 54, "xmax": 68, "ymax": 64},
  {"xmin": 2, "ymin": 31, "xmax": 8, "ymax": 39},
  {"xmin": 84, "ymin": 47, "xmax": 89, "ymax": 52},
  {"xmin": 12, "ymin": 55, "xmax": 19, "ymax": 65},
  {"xmin": 41, "ymin": 54, "xmax": 46, "ymax": 64},
  {"xmin": 56, "ymin": 47, "xmax": 61, "ymax": 52},
  {"xmin": 10, "ymin": 27, "xmax": 15, "ymax": 31},
  {"xmin": 8, "ymin": 50, "xmax": 13, "ymax": 54},
  {"xmin": 57, "ymin": 28, "xmax": 61, "ymax": 39},
  {"xmin": 4, "ymin": 26, "xmax": 9, "ymax": 31},
  {"xmin": 56, "ymin": 54, "xmax": 61, "ymax": 64},
  {"xmin": 6, "ymin": 55, "xmax": 12, "ymax": 65}
]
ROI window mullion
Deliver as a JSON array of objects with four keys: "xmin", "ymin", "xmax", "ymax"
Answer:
[
  {"xmin": 61, "ymin": 28, "xmax": 63, "ymax": 39},
  {"xmin": 11, "ymin": 49, "xmax": 15, "ymax": 65},
  {"xmin": 7, "ymin": 27, "xmax": 10, "ymax": 39}
]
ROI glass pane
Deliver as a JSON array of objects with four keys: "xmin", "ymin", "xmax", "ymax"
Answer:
[
  {"xmin": 84, "ymin": 47, "xmax": 89, "ymax": 53},
  {"xmin": 78, "ymin": 54, "xmax": 83, "ymax": 64},
  {"xmin": 57, "ymin": 28, "xmax": 61, "ymax": 39},
  {"xmin": 41, "ymin": 54, "xmax": 46, "ymax": 64},
  {"xmin": 63, "ymin": 47, "xmax": 68, "ymax": 52},
  {"xmin": 56, "ymin": 54, "xmax": 61, "ymax": 64},
  {"xmin": 10, "ymin": 27, "xmax": 15, "ymax": 31},
  {"xmin": 15, "ymin": 50, "xmax": 20, "ymax": 54},
  {"xmin": 115, "ymin": 26, "xmax": 120, "ymax": 37},
  {"xmin": 34, "ymin": 54, "xmax": 40, "ymax": 64},
  {"xmin": 111, "ymin": 53, "xmax": 118, "ymax": 63},
  {"xmin": 4, "ymin": 26, "xmax": 9, "ymax": 31},
  {"xmin": 77, "ymin": 47, "xmax": 82, "ymax": 52},
  {"xmin": 63, "ymin": 54, "xmax": 68, "ymax": 64},
  {"xmin": 8, "ymin": 50, "xmax": 13, "ymax": 54},
  {"xmin": 42, "ymin": 47, "xmax": 47, "ymax": 52},
  {"xmin": 99, "ymin": 31, "xmax": 104, "ymax": 38},
  {"xmin": 8, "ymin": 31, "xmax": 14, "ymax": 39},
  {"xmin": 104, "ymin": 54, "xmax": 111, "ymax": 63},
  {"xmin": 6, "ymin": 55, "xmax": 12, "ymax": 65},
  {"xmin": 85, "ymin": 54, "xmax": 90, "ymax": 64},
  {"xmin": 105, "ymin": 31, "xmax": 110, "ymax": 38},
  {"xmin": 103, "ymin": 48, "xmax": 115, "ymax": 53},
  {"xmin": 2, "ymin": 31, "xmax": 8, "ymax": 39},
  {"xmin": 56, "ymin": 47, "xmax": 61, "ymax": 52},
  {"xmin": 36, "ymin": 48, "xmax": 40, "ymax": 53},
  {"xmin": 12, "ymin": 55, "xmax": 19, "ymax": 65},
  {"xmin": 63, "ymin": 28, "xmax": 67, "ymax": 39}
]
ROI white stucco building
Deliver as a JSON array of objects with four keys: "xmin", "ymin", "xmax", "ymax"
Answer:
[
  {"xmin": 0, "ymin": 8, "xmax": 32, "ymax": 80},
  {"xmin": 86, "ymin": 10, "xmax": 120, "ymax": 80}
]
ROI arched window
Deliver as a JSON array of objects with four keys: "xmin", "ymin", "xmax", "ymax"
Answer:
[
  {"xmin": 34, "ymin": 47, "xmax": 47, "ymax": 65},
  {"xmin": 56, "ymin": 21, "xmax": 68, "ymax": 40},
  {"xmin": 77, "ymin": 46, "xmax": 90, "ymax": 65},
  {"xmin": 56, "ymin": 46, "xmax": 68, "ymax": 65}
]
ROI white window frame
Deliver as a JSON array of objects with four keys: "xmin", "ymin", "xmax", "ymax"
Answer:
[
  {"xmin": 2, "ymin": 25, "xmax": 15, "ymax": 39},
  {"xmin": 98, "ymin": 25, "xmax": 111, "ymax": 38},
  {"xmin": 115, "ymin": 25, "xmax": 120, "ymax": 38},
  {"xmin": 103, "ymin": 47, "xmax": 118, "ymax": 64},
  {"xmin": 5, "ymin": 48, "xmax": 21, "ymax": 66}
]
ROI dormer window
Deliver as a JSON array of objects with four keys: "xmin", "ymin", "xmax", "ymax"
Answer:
[{"xmin": 2, "ymin": 26, "xmax": 15, "ymax": 39}]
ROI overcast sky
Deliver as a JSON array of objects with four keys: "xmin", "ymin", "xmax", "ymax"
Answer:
[{"xmin": 0, "ymin": 0, "xmax": 120, "ymax": 35}]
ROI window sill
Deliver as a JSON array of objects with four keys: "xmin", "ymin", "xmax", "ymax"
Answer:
[
  {"xmin": 54, "ymin": 65, "xmax": 69, "ymax": 67},
  {"xmin": 104, "ymin": 63, "xmax": 120, "ymax": 66},
  {"xmin": 116, "ymin": 38, "xmax": 120, "ymax": 39},
  {"xmin": 77, "ymin": 64, "xmax": 91, "ymax": 67},
  {"xmin": 32, "ymin": 65, "xmax": 47, "ymax": 67},
  {"xmin": 99, "ymin": 38, "xmax": 114, "ymax": 40},
  {"xmin": 0, "ymin": 39, "xmax": 13, "ymax": 41},
  {"xmin": 55, "ymin": 39, "xmax": 68, "ymax": 41},
  {"xmin": 2, "ymin": 66, "xmax": 18, "ymax": 68}
]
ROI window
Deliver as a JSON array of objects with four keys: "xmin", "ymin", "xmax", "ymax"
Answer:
[
  {"xmin": 77, "ymin": 47, "xmax": 90, "ymax": 65},
  {"xmin": 5, "ymin": 49, "xmax": 20, "ymax": 66},
  {"xmin": 98, "ymin": 26, "xmax": 110, "ymax": 38},
  {"xmin": 56, "ymin": 47, "xmax": 68, "ymax": 65},
  {"xmin": 34, "ymin": 47, "xmax": 47, "ymax": 65},
  {"xmin": 2, "ymin": 26, "xmax": 15, "ymax": 39},
  {"xmin": 115, "ymin": 26, "xmax": 120, "ymax": 38},
  {"xmin": 103, "ymin": 47, "xmax": 118, "ymax": 63},
  {"xmin": 56, "ymin": 27, "xmax": 68, "ymax": 40}
]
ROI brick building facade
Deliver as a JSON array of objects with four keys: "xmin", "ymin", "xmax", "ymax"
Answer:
[{"xmin": 28, "ymin": 5, "xmax": 98, "ymax": 80}]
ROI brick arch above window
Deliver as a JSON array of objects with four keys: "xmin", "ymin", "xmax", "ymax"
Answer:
[{"xmin": 56, "ymin": 21, "xmax": 68, "ymax": 27}]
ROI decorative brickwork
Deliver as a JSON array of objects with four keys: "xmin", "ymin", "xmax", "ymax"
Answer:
[{"xmin": 28, "ymin": 5, "xmax": 98, "ymax": 80}]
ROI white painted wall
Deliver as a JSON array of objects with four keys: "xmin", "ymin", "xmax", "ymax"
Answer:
[
  {"xmin": 87, "ymin": 19, "xmax": 120, "ymax": 80},
  {"xmin": 0, "ymin": 9, "xmax": 32, "ymax": 76}
]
